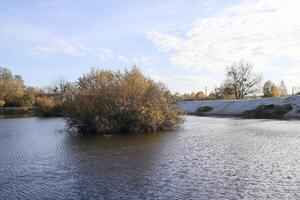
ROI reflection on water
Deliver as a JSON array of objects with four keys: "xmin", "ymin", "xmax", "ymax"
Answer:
[{"xmin": 0, "ymin": 116, "xmax": 300, "ymax": 199}]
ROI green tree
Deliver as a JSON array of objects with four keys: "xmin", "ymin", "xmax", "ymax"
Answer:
[
  {"xmin": 263, "ymin": 81, "xmax": 281, "ymax": 98},
  {"xmin": 263, "ymin": 81, "xmax": 274, "ymax": 97}
]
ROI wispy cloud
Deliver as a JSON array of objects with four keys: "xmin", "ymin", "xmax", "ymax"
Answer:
[
  {"xmin": 34, "ymin": 38, "xmax": 114, "ymax": 61},
  {"xmin": 34, "ymin": 37, "xmax": 158, "ymax": 68},
  {"xmin": 147, "ymin": 31, "xmax": 184, "ymax": 51},
  {"xmin": 147, "ymin": 0, "xmax": 300, "ymax": 73},
  {"xmin": 34, "ymin": 45, "xmax": 57, "ymax": 54}
]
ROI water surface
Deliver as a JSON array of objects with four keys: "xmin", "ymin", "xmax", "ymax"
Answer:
[{"xmin": 0, "ymin": 116, "xmax": 300, "ymax": 199}]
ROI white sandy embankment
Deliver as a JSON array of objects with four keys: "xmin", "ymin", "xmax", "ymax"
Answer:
[{"xmin": 175, "ymin": 96, "xmax": 300, "ymax": 119}]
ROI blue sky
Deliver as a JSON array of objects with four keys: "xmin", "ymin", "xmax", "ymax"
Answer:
[{"xmin": 1, "ymin": 0, "xmax": 300, "ymax": 93}]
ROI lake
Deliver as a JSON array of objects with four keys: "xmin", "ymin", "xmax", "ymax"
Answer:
[{"xmin": 0, "ymin": 116, "xmax": 300, "ymax": 199}]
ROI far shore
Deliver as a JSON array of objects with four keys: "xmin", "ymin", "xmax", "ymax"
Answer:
[
  {"xmin": 175, "ymin": 96, "xmax": 300, "ymax": 119},
  {"xmin": 2, "ymin": 96, "xmax": 300, "ymax": 120},
  {"xmin": 0, "ymin": 107, "xmax": 42, "ymax": 119}
]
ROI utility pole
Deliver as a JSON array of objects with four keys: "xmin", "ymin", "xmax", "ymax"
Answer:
[{"xmin": 205, "ymin": 86, "xmax": 207, "ymax": 99}]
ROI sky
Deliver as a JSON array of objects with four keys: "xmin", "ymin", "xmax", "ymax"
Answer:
[{"xmin": 1, "ymin": 0, "xmax": 300, "ymax": 93}]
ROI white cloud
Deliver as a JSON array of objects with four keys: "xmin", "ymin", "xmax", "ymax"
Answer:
[
  {"xmin": 34, "ymin": 45, "xmax": 57, "ymax": 54},
  {"xmin": 34, "ymin": 38, "xmax": 114, "ymax": 61},
  {"xmin": 146, "ymin": 31, "xmax": 184, "ymax": 51},
  {"xmin": 147, "ymin": 0, "xmax": 300, "ymax": 74},
  {"xmin": 52, "ymin": 38, "xmax": 79, "ymax": 56}
]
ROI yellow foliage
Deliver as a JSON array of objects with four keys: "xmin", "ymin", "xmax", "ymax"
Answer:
[
  {"xmin": 195, "ymin": 91, "xmax": 205, "ymax": 99},
  {"xmin": 0, "ymin": 100, "xmax": 5, "ymax": 108},
  {"xmin": 272, "ymin": 86, "xmax": 281, "ymax": 97},
  {"xmin": 35, "ymin": 97, "xmax": 56, "ymax": 114},
  {"xmin": 0, "ymin": 68, "xmax": 25, "ymax": 105},
  {"xmin": 63, "ymin": 67, "xmax": 182, "ymax": 133}
]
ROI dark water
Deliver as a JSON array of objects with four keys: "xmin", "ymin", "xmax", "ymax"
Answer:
[{"xmin": 0, "ymin": 116, "xmax": 300, "ymax": 199}]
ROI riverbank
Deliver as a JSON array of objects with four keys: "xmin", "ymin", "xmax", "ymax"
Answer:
[
  {"xmin": 0, "ymin": 107, "xmax": 41, "ymax": 118},
  {"xmin": 175, "ymin": 96, "xmax": 300, "ymax": 119}
]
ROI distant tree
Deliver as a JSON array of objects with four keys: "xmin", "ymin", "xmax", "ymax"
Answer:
[
  {"xmin": 219, "ymin": 82, "xmax": 235, "ymax": 99},
  {"xmin": 0, "ymin": 67, "xmax": 25, "ymax": 106},
  {"xmin": 210, "ymin": 87, "xmax": 223, "ymax": 100},
  {"xmin": 0, "ymin": 67, "xmax": 14, "ymax": 100},
  {"xmin": 19, "ymin": 87, "xmax": 37, "ymax": 108},
  {"xmin": 172, "ymin": 92, "xmax": 181, "ymax": 101},
  {"xmin": 278, "ymin": 80, "xmax": 288, "ymax": 96},
  {"xmin": 14, "ymin": 75, "xmax": 25, "ymax": 98},
  {"xmin": 272, "ymin": 85, "xmax": 281, "ymax": 97},
  {"xmin": 263, "ymin": 81, "xmax": 274, "ymax": 97},
  {"xmin": 35, "ymin": 97, "xmax": 56, "ymax": 116},
  {"xmin": 190, "ymin": 92, "xmax": 196, "ymax": 99},
  {"xmin": 263, "ymin": 81, "xmax": 281, "ymax": 98},
  {"xmin": 210, "ymin": 82, "xmax": 236, "ymax": 100},
  {"xmin": 207, "ymin": 93, "xmax": 216, "ymax": 100},
  {"xmin": 52, "ymin": 78, "xmax": 74, "ymax": 106},
  {"xmin": 177, "ymin": 91, "xmax": 206, "ymax": 100},
  {"xmin": 0, "ymin": 100, "xmax": 5, "ymax": 109},
  {"xmin": 226, "ymin": 60, "xmax": 262, "ymax": 99},
  {"xmin": 195, "ymin": 91, "xmax": 205, "ymax": 99}
]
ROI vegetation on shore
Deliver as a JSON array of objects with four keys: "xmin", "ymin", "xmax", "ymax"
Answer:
[
  {"xmin": 243, "ymin": 104, "xmax": 293, "ymax": 119},
  {"xmin": 1, "ymin": 59, "xmax": 299, "ymax": 123},
  {"xmin": 0, "ymin": 67, "xmax": 70, "ymax": 117},
  {"xmin": 194, "ymin": 106, "xmax": 213, "ymax": 116},
  {"xmin": 0, "ymin": 67, "xmax": 182, "ymax": 133}
]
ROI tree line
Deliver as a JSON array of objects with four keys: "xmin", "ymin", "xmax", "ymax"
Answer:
[
  {"xmin": 0, "ymin": 60, "xmax": 295, "ymax": 112},
  {"xmin": 0, "ymin": 67, "xmax": 68, "ymax": 116}
]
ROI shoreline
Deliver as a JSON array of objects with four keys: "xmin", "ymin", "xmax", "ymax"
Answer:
[{"xmin": 176, "ymin": 96, "xmax": 300, "ymax": 120}]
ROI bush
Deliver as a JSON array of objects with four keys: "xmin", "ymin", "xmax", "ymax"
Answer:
[
  {"xmin": 35, "ymin": 97, "xmax": 57, "ymax": 116},
  {"xmin": 63, "ymin": 68, "xmax": 182, "ymax": 134},
  {"xmin": 243, "ymin": 104, "xmax": 293, "ymax": 119},
  {"xmin": 195, "ymin": 106, "xmax": 213, "ymax": 115}
]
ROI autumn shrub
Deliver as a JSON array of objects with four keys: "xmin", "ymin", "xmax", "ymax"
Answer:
[
  {"xmin": 63, "ymin": 68, "xmax": 183, "ymax": 134},
  {"xmin": 0, "ymin": 100, "xmax": 5, "ymax": 109},
  {"xmin": 35, "ymin": 97, "xmax": 58, "ymax": 116}
]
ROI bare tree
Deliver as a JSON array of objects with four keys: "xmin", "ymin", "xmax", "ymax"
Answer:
[
  {"xmin": 226, "ymin": 60, "xmax": 262, "ymax": 99},
  {"xmin": 278, "ymin": 80, "xmax": 288, "ymax": 96}
]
